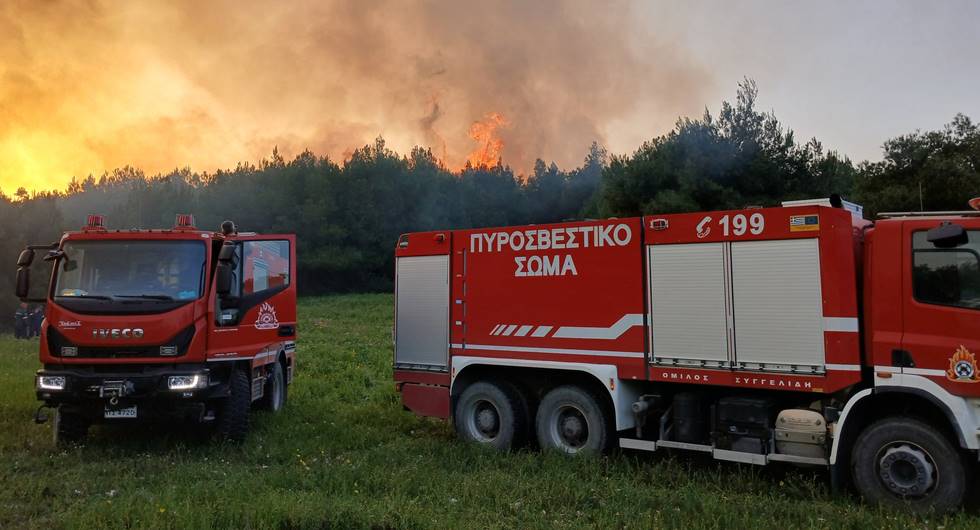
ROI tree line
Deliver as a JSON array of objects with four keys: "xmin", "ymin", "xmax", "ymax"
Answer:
[{"xmin": 2, "ymin": 80, "xmax": 978, "ymax": 328}]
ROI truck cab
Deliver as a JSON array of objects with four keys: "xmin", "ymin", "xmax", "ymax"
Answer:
[
  {"xmin": 17, "ymin": 215, "xmax": 297, "ymax": 444},
  {"xmin": 825, "ymin": 212, "xmax": 980, "ymax": 509},
  {"xmin": 865, "ymin": 213, "xmax": 980, "ymax": 398}
]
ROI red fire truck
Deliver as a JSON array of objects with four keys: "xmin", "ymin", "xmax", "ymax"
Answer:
[
  {"xmin": 393, "ymin": 197, "xmax": 980, "ymax": 512},
  {"xmin": 16, "ymin": 214, "xmax": 297, "ymax": 444}
]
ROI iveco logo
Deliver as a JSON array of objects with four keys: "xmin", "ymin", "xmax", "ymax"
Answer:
[{"xmin": 92, "ymin": 328, "xmax": 145, "ymax": 339}]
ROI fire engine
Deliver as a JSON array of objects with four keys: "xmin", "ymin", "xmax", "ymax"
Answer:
[
  {"xmin": 16, "ymin": 214, "xmax": 297, "ymax": 444},
  {"xmin": 393, "ymin": 197, "xmax": 980, "ymax": 512}
]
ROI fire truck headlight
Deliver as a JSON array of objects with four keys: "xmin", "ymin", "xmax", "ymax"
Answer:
[
  {"xmin": 37, "ymin": 375, "xmax": 67, "ymax": 391},
  {"xmin": 167, "ymin": 374, "xmax": 206, "ymax": 391}
]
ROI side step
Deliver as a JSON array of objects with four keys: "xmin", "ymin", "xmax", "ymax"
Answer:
[
  {"xmin": 619, "ymin": 438, "xmax": 828, "ymax": 467},
  {"xmin": 620, "ymin": 438, "xmax": 658, "ymax": 452}
]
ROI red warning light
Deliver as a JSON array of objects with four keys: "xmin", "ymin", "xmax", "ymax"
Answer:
[
  {"xmin": 84, "ymin": 214, "xmax": 106, "ymax": 231},
  {"xmin": 174, "ymin": 214, "xmax": 196, "ymax": 230}
]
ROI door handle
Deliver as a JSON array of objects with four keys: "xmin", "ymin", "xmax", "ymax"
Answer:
[
  {"xmin": 891, "ymin": 349, "xmax": 915, "ymax": 368},
  {"xmin": 278, "ymin": 325, "xmax": 295, "ymax": 337}
]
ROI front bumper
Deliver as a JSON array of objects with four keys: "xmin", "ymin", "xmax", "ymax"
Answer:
[{"xmin": 36, "ymin": 364, "xmax": 231, "ymax": 419}]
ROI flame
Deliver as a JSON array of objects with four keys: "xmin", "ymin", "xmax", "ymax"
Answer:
[{"xmin": 464, "ymin": 112, "xmax": 508, "ymax": 169}]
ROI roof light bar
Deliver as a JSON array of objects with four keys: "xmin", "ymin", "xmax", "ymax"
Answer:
[
  {"xmin": 174, "ymin": 214, "xmax": 196, "ymax": 230},
  {"xmin": 84, "ymin": 214, "xmax": 106, "ymax": 231}
]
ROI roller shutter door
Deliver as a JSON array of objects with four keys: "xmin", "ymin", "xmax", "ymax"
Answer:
[
  {"xmin": 649, "ymin": 243, "xmax": 732, "ymax": 368},
  {"xmin": 395, "ymin": 255, "xmax": 450, "ymax": 370},
  {"xmin": 730, "ymin": 239, "xmax": 824, "ymax": 371}
]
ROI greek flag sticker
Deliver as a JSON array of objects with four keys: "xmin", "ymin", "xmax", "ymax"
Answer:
[{"xmin": 789, "ymin": 215, "xmax": 820, "ymax": 232}]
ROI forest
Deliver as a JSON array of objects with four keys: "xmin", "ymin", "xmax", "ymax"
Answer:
[{"xmin": 2, "ymin": 81, "xmax": 979, "ymax": 328}]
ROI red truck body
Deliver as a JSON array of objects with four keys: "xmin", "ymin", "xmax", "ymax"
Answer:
[
  {"xmin": 393, "ymin": 200, "xmax": 980, "ymax": 511},
  {"xmin": 20, "ymin": 215, "xmax": 297, "ymax": 443}
]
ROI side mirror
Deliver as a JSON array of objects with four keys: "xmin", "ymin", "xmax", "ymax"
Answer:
[
  {"xmin": 16, "ymin": 249, "xmax": 34, "ymax": 267},
  {"xmin": 15, "ymin": 267, "xmax": 30, "ymax": 299},
  {"xmin": 927, "ymin": 222, "xmax": 969, "ymax": 248},
  {"xmin": 216, "ymin": 262, "xmax": 233, "ymax": 295}
]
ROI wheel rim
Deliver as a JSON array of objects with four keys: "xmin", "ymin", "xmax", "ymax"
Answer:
[
  {"xmin": 548, "ymin": 404, "xmax": 590, "ymax": 452},
  {"xmin": 875, "ymin": 441, "xmax": 937, "ymax": 498},
  {"xmin": 467, "ymin": 399, "xmax": 500, "ymax": 442}
]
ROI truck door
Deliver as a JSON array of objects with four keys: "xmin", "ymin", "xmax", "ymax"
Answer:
[
  {"xmin": 394, "ymin": 253, "xmax": 450, "ymax": 371},
  {"xmin": 647, "ymin": 237, "xmax": 826, "ymax": 372},
  {"xmin": 901, "ymin": 219, "xmax": 980, "ymax": 394},
  {"xmin": 648, "ymin": 242, "xmax": 732, "ymax": 368},
  {"xmin": 209, "ymin": 235, "xmax": 297, "ymax": 360}
]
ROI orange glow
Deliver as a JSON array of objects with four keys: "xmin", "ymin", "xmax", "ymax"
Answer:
[
  {"xmin": 464, "ymin": 112, "xmax": 508, "ymax": 169},
  {"xmin": 0, "ymin": 1, "xmax": 708, "ymax": 193}
]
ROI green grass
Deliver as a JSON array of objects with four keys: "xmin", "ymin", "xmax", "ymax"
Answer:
[{"xmin": 0, "ymin": 293, "xmax": 975, "ymax": 529}]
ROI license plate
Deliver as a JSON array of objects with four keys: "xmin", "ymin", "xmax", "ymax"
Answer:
[{"xmin": 104, "ymin": 405, "xmax": 137, "ymax": 419}]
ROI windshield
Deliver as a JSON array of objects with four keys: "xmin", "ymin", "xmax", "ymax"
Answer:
[{"xmin": 54, "ymin": 240, "xmax": 206, "ymax": 301}]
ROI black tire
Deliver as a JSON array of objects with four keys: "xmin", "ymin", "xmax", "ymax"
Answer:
[
  {"xmin": 535, "ymin": 385, "xmax": 611, "ymax": 454},
  {"xmin": 258, "ymin": 361, "xmax": 287, "ymax": 412},
  {"xmin": 53, "ymin": 408, "xmax": 88, "ymax": 446},
  {"xmin": 454, "ymin": 380, "xmax": 528, "ymax": 450},
  {"xmin": 215, "ymin": 368, "xmax": 251, "ymax": 443},
  {"xmin": 851, "ymin": 417, "xmax": 967, "ymax": 513}
]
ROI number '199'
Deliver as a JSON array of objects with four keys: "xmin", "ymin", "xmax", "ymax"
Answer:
[{"xmin": 719, "ymin": 213, "xmax": 765, "ymax": 236}]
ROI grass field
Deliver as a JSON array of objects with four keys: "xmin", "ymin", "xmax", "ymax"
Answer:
[{"xmin": 0, "ymin": 294, "xmax": 975, "ymax": 529}]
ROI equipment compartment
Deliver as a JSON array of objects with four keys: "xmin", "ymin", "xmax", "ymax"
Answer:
[{"xmin": 714, "ymin": 396, "xmax": 774, "ymax": 454}]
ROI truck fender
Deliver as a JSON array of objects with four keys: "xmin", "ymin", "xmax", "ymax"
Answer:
[
  {"xmin": 829, "ymin": 388, "xmax": 872, "ymax": 465},
  {"xmin": 451, "ymin": 356, "xmax": 642, "ymax": 431},
  {"xmin": 830, "ymin": 376, "xmax": 980, "ymax": 467},
  {"xmin": 876, "ymin": 373, "xmax": 978, "ymax": 450}
]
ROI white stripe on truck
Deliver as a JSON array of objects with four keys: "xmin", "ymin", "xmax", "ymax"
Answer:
[
  {"xmin": 452, "ymin": 343, "xmax": 644, "ymax": 358},
  {"xmin": 552, "ymin": 314, "xmax": 645, "ymax": 340},
  {"xmin": 484, "ymin": 314, "xmax": 857, "ymax": 342},
  {"xmin": 823, "ymin": 317, "xmax": 859, "ymax": 332},
  {"xmin": 531, "ymin": 325, "xmax": 553, "ymax": 337}
]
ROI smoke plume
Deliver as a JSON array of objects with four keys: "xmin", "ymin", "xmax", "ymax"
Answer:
[{"xmin": 0, "ymin": 0, "xmax": 711, "ymax": 191}]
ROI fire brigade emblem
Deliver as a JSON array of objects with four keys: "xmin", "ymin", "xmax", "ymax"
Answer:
[
  {"xmin": 255, "ymin": 302, "xmax": 280, "ymax": 330},
  {"xmin": 946, "ymin": 345, "xmax": 979, "ymax": 383}
]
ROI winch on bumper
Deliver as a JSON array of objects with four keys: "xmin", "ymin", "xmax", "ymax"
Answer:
[{"xmin": 35, "ymin": 364, "xmax": 232, "ymax": 422}]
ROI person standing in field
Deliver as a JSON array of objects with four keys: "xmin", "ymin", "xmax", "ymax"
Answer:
[
  {"xmin": 14, "ymin": 303, "xmax": 29, "ymax": 339},
  {"xmin": 30, "ymin": 305, "xmax": 44, "ymax": 338}
]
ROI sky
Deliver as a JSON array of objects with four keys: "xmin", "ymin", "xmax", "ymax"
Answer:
[{"xmin": 1, "ymin": 0, "xmax": 977, "ymax": 194}]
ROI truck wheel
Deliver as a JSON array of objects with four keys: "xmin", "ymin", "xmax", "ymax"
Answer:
[
  {"xmin": 454, "ymin": 380, "xmax": 528, "ymax": 450},
  {"xmin": 215, "ymin": 368, "xmax": 251, "ymax": 443},
  {"xmin": 258, "ymin": 361, "xmax": 287, "ymax": 412},
  {"xmin": 53, "ymin": 408, "xmax": 88, "ymax": 446},
  {"xmin": 851, "ymin": 417, "xmax": 967, "ymax": 513},
  {"xmin": 535, "ymin": 385, "xmax": 611, "ymax": 454}
]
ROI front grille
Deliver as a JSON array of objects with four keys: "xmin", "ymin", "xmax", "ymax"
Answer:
[{"xmin": 48, "ymin": 325, "xmax": 196, "ymax": 359}]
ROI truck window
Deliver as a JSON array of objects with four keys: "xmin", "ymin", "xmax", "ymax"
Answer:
[
  {"xmin": 912, "ymin": 230, "xmax": 980, "ymax": 309},
  {"xmin": 56, "ymin": 240, "xmax": 206, "ymax": 301},
  {"xmin": 243, "ymin": 240, "xmax": 290, "ymax": 295}
]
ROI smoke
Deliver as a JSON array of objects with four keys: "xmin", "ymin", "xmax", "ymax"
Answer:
[{"xmin": 0, "ymin": 0, "xmax": 712, "ymax": 192}]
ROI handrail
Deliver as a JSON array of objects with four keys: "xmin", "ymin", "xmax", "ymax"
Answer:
[{"xmin": 877, "ymin": 211, "xmax": 980, "ymax": 218}]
